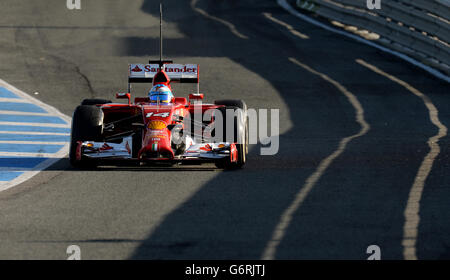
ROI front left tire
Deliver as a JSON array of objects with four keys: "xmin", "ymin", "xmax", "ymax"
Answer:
[{"xmin": 69, "ymin": 105, "xmax": 104, "ymax": 168}]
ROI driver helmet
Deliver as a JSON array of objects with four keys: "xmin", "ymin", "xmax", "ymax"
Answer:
[{"xmin": 148, "ymin": 84, "xmax": 174, "ymax": 104}]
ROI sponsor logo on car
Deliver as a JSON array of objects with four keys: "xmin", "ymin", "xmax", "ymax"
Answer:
[
  {"xmin": 200, "ymin": 144, "xmax": 213, "ymax": 152},
  {"xmin": 141, "ymin": 65, "xmax": 197, "ymax": 73},
  {"xmin": 147, "ymin": 131, "xmax": 167, "ymax": 138},
  {"xmin": 148, "ymin": 120, "xmax": 167, "ymax": 130},
  {"xmin": 131, "ymin": 65, "xmax": 143, "ymax": 72}
]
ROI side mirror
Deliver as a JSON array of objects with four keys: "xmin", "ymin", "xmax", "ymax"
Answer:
[
  {"xmin": 116, "ymin": 92, "xmax": 131, "ymax": 105},
  {"xmin": 189, "ymin": 93, "xmax": 204, "ymax": 100}
]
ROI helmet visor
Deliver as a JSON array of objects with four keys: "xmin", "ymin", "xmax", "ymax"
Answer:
[{"xmin": 150, "ymin": 93, "xmax": 171, "ymax": 103}]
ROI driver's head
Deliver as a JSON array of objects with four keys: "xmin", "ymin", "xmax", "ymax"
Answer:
[{"xmin": 148, "ymin": 84, "xmax": 174, "ymax": 104}]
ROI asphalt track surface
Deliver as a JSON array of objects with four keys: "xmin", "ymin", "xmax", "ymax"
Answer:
[{"xmin": 0, "ymin": 0, "xmax": 449, "ymax": 260}]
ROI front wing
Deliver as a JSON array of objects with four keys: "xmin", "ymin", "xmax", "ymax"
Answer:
[{"xmin": 79, "ymin": 137, "xmax": 234, "ymax": 162}]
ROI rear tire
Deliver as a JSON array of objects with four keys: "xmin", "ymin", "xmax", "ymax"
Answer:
[{"xmin": 69, "ymin": 105, "xmax": 104, "ymax": 169}]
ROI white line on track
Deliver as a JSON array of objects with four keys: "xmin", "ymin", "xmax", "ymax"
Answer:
[
  {"xmin": 0, "ymin": 140, "xmax": 67, "ymax": 145},
  {"xmin": 356, "ymin": 59, "xmax": 448, "ymax": 260},
  {"xmin": 0, "ymin": 110, "xmax": 53, "ymax": 116},
  {"xmin": 191, "ymin": 0, "xmax": 249, "ymax": 40},
  {"xmin": 263, "ymin": 12, "xmax": 309, "ymax": 39},
  {"xmin": 0, "ymin": 167, "xmax": 33, "ymax": 172},
  {"xmin": 0, "ymin": 151, "xmax": 65, "ymax": 158},
  {"xmin": 261, "ymin": 57, "xmax": 370, "ymax": 260},
  {"xmin": 0, "ymin": 97, "xmax": 31, "ymax": 103},
  {"xmin": 277, "ymin": 0, "xmax": 450, "ymax": 83},
  {"xmin": 0, "ymin": 131, "xmax": 70, "ymax": 136},
  {"xmin": 0, "ymin": 121, "xmax": 70, "ymax": 128}
]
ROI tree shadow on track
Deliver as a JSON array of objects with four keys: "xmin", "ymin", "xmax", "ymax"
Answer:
[{"xmin": 121, "ymin": 0, "xmax": 443, "ymax": 259}]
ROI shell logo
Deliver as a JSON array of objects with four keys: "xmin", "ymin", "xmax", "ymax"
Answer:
[{"xmin": 148, "ymin": 120, "xmax": 167, "ymax": 130}]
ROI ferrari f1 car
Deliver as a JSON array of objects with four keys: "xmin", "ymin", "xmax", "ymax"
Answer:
[
  {"xmin": 69, "ymin": 4, "xmax": 248, "ymax": 170},
  {"xmin": 69, "ymin": 62, "xmax": 249, "ymax": 170}
]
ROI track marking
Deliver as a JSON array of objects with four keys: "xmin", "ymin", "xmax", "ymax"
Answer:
[
  {"xmin": 0, "ymin": 110, "xmax": 53, "ymax": 116},
  {"xmin": 356, "ymin": 59, "xmax": 448, "ymax": 260},
  {"xmin": 263, "ymin": 12, "xmax": 309, "ymax": 39},
  {"xmin": 277, "ymin": 0, "xmax": 450, "ymax": 83},
  {"xmin": 0, "ymin": 98, "xmax": 31, "ymax": 103},
  {"xmin": 0, "ymin": 114, "xmax": 67, "ymax": 124},
  {"xmin": 0, "ymin": 167, "xmax": 33, "ymax": 172},
  {"xmin": 0, "ymin": 87, "xmax": 21, "ymax": 99},
  {"xmin": 0, "ymin": 131, "xmax": 69, "ymax": 136},
  {"xmin": 190, "ymin": 0, "xmax": 249, "ymax": 40},
  {"xmin": 0, "ymin": 121, "xmax": 69, "ymax": 128},
  {"xmin": 0, "ymin": 79, "xmax": 71, "ymax": 193},
  {"xmin": 261, "ymin": 57, "xmax": 370, "ymax": 260},
  {"xmin": 0, "ymin": 151, "xmax": 64, "ymax": 158},
  {"xmin": 0, "ymin": 145, "xmax": 70, "ymax": 192},
  {"xmin": 0, "ymin": 141, "xmax": 67, "ymax": 145}
]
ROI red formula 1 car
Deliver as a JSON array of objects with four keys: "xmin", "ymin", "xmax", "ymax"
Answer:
[{"xmin": 69, "ymin": 61, "xmax": 249, "ymax": 169}]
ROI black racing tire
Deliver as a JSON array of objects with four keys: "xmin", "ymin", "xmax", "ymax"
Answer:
[
  {"xmin": 214, "ymin": 99, "xmax": 247, "ymax": 112},
  {"xmin": 69, "ymin": 105, "xmax": 104, "ymax": 168},
  {"xmin": 81, "ymin": 98, "xmax": 112, "ymax": 106},
  {"xmin": 132, "ymin": 130, "xmax": 143, "ymax": 159},
  {"xmin": 214, "ymin": 106, "xmax": 248, "ymax": 170},
  {"xmin": 214, "ymin": 99, "xmax": 249, "ymax": 156}
]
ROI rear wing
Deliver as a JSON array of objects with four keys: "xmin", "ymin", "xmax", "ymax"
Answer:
[{"xmin": 128, "ymin": 64, "xmax": 199, "ymax": 84}]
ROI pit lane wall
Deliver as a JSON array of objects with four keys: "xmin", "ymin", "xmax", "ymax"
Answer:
[{"xmin": 293, "ymin": 0, "xmax": 450, "ymax": 76}]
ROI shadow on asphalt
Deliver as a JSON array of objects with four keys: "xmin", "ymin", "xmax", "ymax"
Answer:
[
  {"xmin": 45, "ymin": 158, "xmax": 219, "ymax": 172},
  {"xmin": 117, "ymin": 0, "xmax": 448, "ymax": 259}
]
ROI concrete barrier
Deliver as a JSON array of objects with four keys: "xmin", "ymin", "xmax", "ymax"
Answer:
[{"xmin": 294, "ymin": 0, "xmax": 450, "ymax": 75}]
